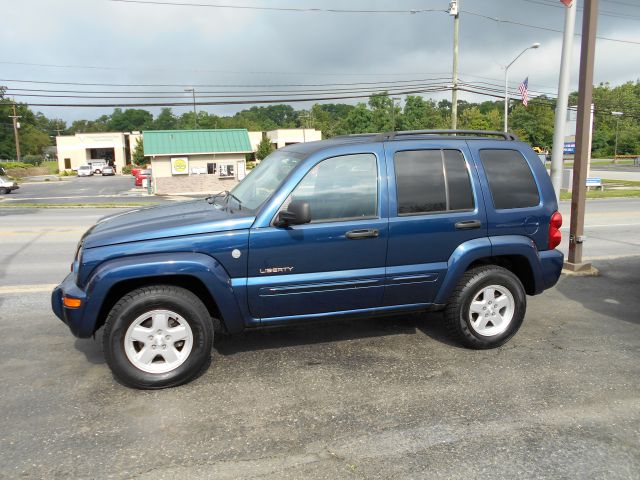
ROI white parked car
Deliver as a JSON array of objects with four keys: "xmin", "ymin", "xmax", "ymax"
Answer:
[
  {"xmin": 77, "ymin": 165, "xmax": 93, "ymax": 177},
  {"xmin": 0, "ymin": 175, "xmax": 19, "ymax": 194}
]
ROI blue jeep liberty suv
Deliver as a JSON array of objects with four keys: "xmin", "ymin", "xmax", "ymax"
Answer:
[{"xmin": 52, "ymin": 130, "xmax": 564, "ymax": 389}]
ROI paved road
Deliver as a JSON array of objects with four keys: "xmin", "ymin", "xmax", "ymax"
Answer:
[
  {"xmin": 0, "ymin": 200, "xmax": 639, "ymax": 478},
  {"xmin": 1, "ymin": 175, "xmax": 171, "ymax": 205},
  {"xmin": 1, "ymin": 197, "xmax": 638, "ymax": 288}
]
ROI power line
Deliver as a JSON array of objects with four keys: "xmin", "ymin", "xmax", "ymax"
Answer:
[
  {"xmin": 462, "ymin": 9, "xmax": 640, "ymax": 45},
  {"xmin": 0, "ymin": 76, "xmax": 453, "ymax": 88},
  {"xmin": 108, "ymin": 0, "xmax": 445, "ymax": 14},
  {"xmin": 523, "ymin": 0, "xmax": 640, "ymax": 21}
]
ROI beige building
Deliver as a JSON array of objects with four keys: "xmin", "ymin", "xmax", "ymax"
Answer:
[
  {"xmin": 143, "ymin": 129, "xmax": 252, "ymax": 195},
  {"xmin": 248, "ymin": 129, "xmax": 322, "ymax": 152},
  {"xmin": 56, "ymin": 132, "xmax": 141, "ymax": 172}
]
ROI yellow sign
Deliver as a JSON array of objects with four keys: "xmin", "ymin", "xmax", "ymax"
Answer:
[{"xmin": 171, "ymin": 157, "xmax": 189, "ymax": 175}]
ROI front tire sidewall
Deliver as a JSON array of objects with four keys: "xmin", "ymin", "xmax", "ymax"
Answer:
[
  {"xmin": 104, "ymin": 288, "xmax": 212, "ymax": 389},
  {"xmin": 458, "ymin": 269, "xmax": 526, "ymax": 348}
]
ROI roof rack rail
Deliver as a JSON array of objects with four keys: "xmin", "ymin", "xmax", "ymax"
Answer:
[
  {"xmin": 333, "ymin": 130, "xmax": 519, "ymax": 142},
  {"xmin": 390, "ymin": 130, "xmax": 519, "ymax": 141}
]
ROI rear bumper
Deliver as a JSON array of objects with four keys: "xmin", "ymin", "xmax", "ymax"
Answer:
[
  {"xmin": 51, "ymin": 273, "xmax": 92, "ymax": 338},
  {"xmin": 538, "ymin": 249, "xmax": 564, "ymax": 291}
]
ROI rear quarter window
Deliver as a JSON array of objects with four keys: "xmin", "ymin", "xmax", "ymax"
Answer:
[{"xmin": 479, "ymin": 149, "xmax": 540, "ymax": 209}]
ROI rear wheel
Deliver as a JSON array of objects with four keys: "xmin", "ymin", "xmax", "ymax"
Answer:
[
  {"xmin": 444, "ymin": 266, "xmax": 526, "ymax": 349},
  {"xmin": 0, "ymin": 187, "xmax": 8, "ymax": 194},
  {"xmin": 103, "ymin": 285, "xmax": 213, "ymax": 389}
]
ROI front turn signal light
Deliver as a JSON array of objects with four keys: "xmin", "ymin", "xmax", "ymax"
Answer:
[{"xmin": 63, "ymin": 297, "xmax": 82, "ymax": 308}]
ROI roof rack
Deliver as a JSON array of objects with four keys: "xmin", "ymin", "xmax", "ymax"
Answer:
[{"xmin": 334, "ymin": 130, "xmax": 519, "ymax": 142}]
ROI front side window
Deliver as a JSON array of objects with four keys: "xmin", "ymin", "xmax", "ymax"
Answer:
[
  {"xmin": 283, "ymin": 153, "xmax": 378, "ymax": 223},
  {"xmin": 479, "ymin": 149, "xmax": 540, "ymax": 209},
  {"xmin": 395, "ymin": 149, "xmax": 474, "ymax": 215}
]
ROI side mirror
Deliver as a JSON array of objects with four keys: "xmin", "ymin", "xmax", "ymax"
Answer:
[{"xmin": 274, "ymin": 200, "xmax": 311, "ymax": 227}]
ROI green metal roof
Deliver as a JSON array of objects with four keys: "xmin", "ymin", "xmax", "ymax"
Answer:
[{"xmin": 142, "ymin": 129, "xmax": 252, "ymax": 155}]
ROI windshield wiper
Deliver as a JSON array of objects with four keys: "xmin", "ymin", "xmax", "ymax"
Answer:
[
  {"xmin": 226, "ymin": 191, "xmax": 243, "ymax": 210},
  {"xmin": 206, "ymin": 191, "xmax": 229, "ymax": 205}
]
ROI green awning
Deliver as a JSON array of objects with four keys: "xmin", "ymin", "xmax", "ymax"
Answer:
[{"xmin": 143, "ymin": 129, "xmax": 252, "ymax": 155}]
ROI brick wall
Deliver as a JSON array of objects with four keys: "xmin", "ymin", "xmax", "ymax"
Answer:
[{"xmin": 154, "ymin": 174, "xmax": 239, "ymax": 195}]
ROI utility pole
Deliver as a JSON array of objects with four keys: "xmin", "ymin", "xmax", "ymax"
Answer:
[
  {"xmin": 392, "ymin": 96, "xmax": 401, "ymax": 131},
  {"xmin": 565, "ymin": 0, "xmax": 599, "ymax": 273},
  {"xmin": 612, "ymin": 111, "xmax": 623, "ymax": 160},
  {"xmin": 550, "ymin": 0, "xmax": 577, "ymax": 197},
  {"xmin": 450, "ymin": 0, "xmax": 459, "ymax": 130},
  {"xmin": 184, "ymin": 88, "xmax": 197, "ymax": 128},
  {"xmin": 9, "ymin": 103, "xmax": 21, "ymax": 162}
]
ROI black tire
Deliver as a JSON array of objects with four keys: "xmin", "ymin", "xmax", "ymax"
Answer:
[
  {"xmin": 444, "ymin": 265, "xmax": 526, "ymax": 349},
  {"xmin": 0, "ymin": 187, "xmax": 7, "ymax": 194},
  {"xmin": 103, "ymin": 285, "xmax": 213, "ymax": 389}
]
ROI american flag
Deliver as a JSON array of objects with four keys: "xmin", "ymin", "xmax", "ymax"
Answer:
[{"xmin": 519, "ymin": 77, "xmax": 529, "ymax": 107}]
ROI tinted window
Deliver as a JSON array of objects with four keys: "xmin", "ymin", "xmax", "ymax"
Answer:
[
  {"xmin": 285, "ymin": 153, "xmax": 378, "ymax": 223},
  {"xmin": 395, "ymin": 149, "xmax": 474, "ymax": 215},
  {"xmin": 444, "ymin": 150, "xmax": 474, "ymax": 211},
  {"xmin": 480, "ymin": 149, "xmax": 540, "ymax": 209},
  {"xmin": 395, "ymin": 150, "xmax": 446, "ymax": 214}
]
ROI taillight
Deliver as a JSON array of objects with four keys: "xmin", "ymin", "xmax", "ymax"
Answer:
[{"xmin": 548, "ymin": 211, "xmax": 562, "ymax": 250}]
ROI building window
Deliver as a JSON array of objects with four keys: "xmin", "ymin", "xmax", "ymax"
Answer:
[
  {"xmin": 219, "ymin": 164, "xmax": 235, "ymax": 178},
  {"xmin": 207, "ymin": 163, "xmax": 217, "ymax": 175}
]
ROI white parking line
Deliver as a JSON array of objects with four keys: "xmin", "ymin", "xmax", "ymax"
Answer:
[{"xmin": 0, "ymin": 284, "xmax": 58, "ymax": 294}]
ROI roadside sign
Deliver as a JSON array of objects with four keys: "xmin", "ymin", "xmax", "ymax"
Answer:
[
  {"xmin": 586, "ymin": 177, "xmax": 602, "ymax": 188},
  {"xmin": 564, "ymin": 142, "xmax": 576, "ymax": 154}
]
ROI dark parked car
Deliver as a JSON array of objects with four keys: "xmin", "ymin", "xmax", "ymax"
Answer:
[{"xmin": 52, "ymin": 130, "xmax": 563, "ymax": 389}]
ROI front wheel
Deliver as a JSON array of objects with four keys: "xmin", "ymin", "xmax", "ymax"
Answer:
[
  {"xmin": 444, "ymin": 266, "xmax": 526, "ymax": 349},
  {"xmin": 103, "ymin": 285, "xmax": 213, "ymax": 389},
  {"xmin": 0, "ymin": 187, "xmax": 8, "ymax": 194}
]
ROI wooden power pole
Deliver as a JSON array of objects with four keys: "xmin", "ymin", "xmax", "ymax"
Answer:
[
  {"xmin": 564, "ymin": 0, "xmax": 599, "ymax": 273},
  {"xmin": 9, "ymin": 103, "xmax": 21, "ymax": 162}
]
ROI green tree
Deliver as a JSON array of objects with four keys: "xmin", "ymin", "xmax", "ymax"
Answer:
[
  {"xmin": 255, "ymin": 136, "xmax": 274, "ymax": 160},
  {"xmin": 153, "ymin": 108, "xmax": 178, "ymax": 130},
  {"xmin": 132, "ymin": 138, "xmax": 147, "ymax": 166},
  {"xmin": 400, "ymin": 96, "xmax": 443, "ymax": 130},
  {"xmin": 108, "ymin": 108, "xmax": 153, "ymax": 131}
]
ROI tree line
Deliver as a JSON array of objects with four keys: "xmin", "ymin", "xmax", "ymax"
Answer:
[{"xmin": 1, "ymin": 81, "xmax": 639, "ymax": 161}]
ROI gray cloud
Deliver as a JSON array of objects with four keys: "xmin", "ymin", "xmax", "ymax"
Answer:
[{"xmin": 2, "ymin": 0, "xmax": 638, "ymax": 122}]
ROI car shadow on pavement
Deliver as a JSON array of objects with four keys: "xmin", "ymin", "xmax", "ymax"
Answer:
[
  {"xmin": 214, "ymin": 312, "xmax": 459, "ymax": 356},
  {"xmin": 74, "ymin": 337, "xmax": 105, "ymax": 365},
  {"xmin": 555, "ymin": 256, "xmax": 640, "ymax": 326}
]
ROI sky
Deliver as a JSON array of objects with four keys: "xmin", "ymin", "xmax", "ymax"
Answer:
[{"xmin": 2, "ymin": 0, "xmax": 639, "ymax": 123}]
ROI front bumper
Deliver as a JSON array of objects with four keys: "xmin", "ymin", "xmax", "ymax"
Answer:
[{"xmin": 51, "ymin": 273, "xmax": 91, "ymax": 338}]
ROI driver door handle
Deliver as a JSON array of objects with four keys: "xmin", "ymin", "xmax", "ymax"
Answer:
[
  {"xmin": 346, "ymin": 229, "xmax": 379, "ymax": 239},
  {"xmin": 455, "ymin": 220, "xmax": 482, "ymax": 230}
]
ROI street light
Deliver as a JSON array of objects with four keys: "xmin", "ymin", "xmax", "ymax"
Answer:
[
  {"xmin": 504, "ymin": 42, "xmax": 540, "ymax": 132},
  {"xmin": 612, "ymin": 111, "xmax": 623, "ymax": 160},
  {"xmin": 184, "ymin": 88, "xmax": 197, "ymax": 129}
]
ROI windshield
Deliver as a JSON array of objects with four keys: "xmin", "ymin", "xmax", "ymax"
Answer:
[
  {"xmin": 227, "ymin": 150, "xmax": 303, "ymax": 211},
  {"xmin": 79, "ymin": 166, "xmax": 90, "ymax": 170}
]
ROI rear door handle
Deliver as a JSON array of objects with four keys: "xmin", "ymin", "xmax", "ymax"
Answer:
[
  {"xmin": 455, "ymin": 220, "xmax": 482, "ymax": 230},
  {"xmin": 346, "ymin": 229, "xmax": 379, "ymax": 239}
]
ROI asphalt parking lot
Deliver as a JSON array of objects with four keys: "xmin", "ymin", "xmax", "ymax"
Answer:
[
  {"xmin": 1, "ymin": 175, "xmax": 174, "ymax": 206},
  {"xmin": 1, "ymin": 203, "xmax": 639, "ymax": 479}
]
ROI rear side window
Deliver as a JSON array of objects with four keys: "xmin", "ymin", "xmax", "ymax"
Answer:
[
  {"xmin": 395, "ymin": 149, "xmax": 474, "ymax": 215},
  {"xmin": 480, "ymin": 149, "xmax": 540, "ymax": 209}
]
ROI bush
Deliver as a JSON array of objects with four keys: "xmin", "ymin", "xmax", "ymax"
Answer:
[
  {"xmin": 61, "ymin": 170, "xmax": 77, "ymax": 176},
  {"xmin": 121, "ymin": 164, "xmax": 133, "ymax": 175},
  {"xmin": 22, "ymin": 154, "xmax": 43, "ymax": 166},
  {"xmin": 0, "ymin": 162, "xmax": 30, "ymax": 169}
]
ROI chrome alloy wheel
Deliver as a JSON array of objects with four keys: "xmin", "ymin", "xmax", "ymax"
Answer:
[
  {"xmin": 124, "ymin": 310, "xmax": 193, "ymax": 374},
  {"xmin": 468, "ymin": 285, "xmax": 515, "ymax": 337}
]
